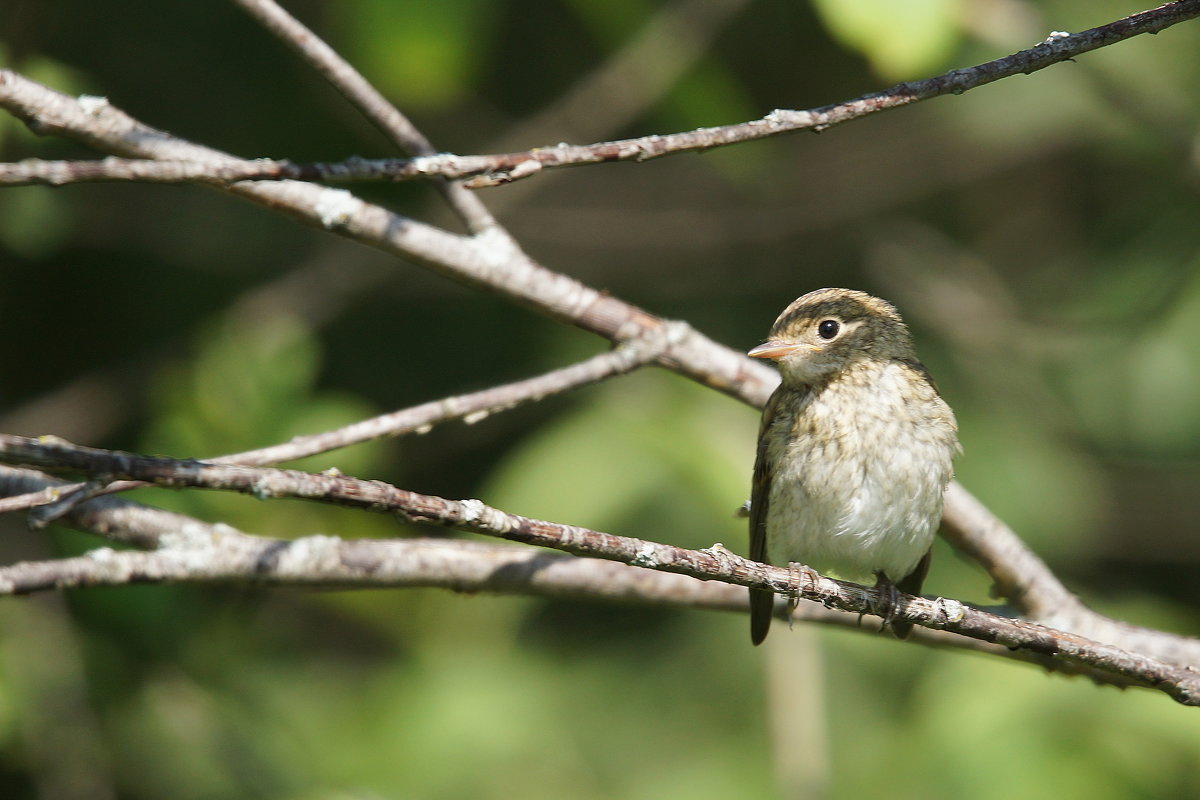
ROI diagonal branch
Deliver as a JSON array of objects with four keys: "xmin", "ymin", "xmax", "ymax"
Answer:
[
  {"xmin": 451, "ymin": 0, "xmax": 1200, "ymax": 185},
  {"xmin": 217, "ymin": 327, "xmax": 682, "ymax": 465},
  {"xmin": 4, "ymin": 1, "xmax": 1197, "ymax": 189},
  {"xmin": 940, "ymin": 484, "xmax": 1200, "ymax": 668},
  {"xmin": 0, "ymin": 69, "xmax": 770, "ymax": 407},
  {"xmin": 0, "ymin": 331, "xmax": 678, "ymax": 514}
]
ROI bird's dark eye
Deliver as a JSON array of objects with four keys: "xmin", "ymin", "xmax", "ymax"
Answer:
[{"xmin": 817, "ymin": 320, "xmax": 840, "ymax": 340}]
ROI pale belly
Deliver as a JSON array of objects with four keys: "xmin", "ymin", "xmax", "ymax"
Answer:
[
  {"xmin": 763, "ymin": 365, "xmax": 956, "ymax": 582},
  {"xmin": 765, "ymin": 453, "xmax": 944, "ymax": 582}
]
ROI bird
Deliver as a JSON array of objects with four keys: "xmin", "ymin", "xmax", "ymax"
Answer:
[{"xmin": 746, "ymin": 288, "xmax": 959, "ymax": 645}]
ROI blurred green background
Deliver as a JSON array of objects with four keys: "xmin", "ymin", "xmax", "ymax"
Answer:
[{"xmin": 3, "ymin": 0, "xmax": 1200, "ymax": 797}]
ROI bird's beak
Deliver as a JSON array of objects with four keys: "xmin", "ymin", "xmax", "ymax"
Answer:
[{"xmin": 747, "ymin": 340, "xmax": 804, "ymax": 360}]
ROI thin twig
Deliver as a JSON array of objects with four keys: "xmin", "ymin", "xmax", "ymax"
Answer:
[
  {"xmin": 219, "ymin": 330, "xmax": 680, "ymax": 465},
  {"xmin": 414, "ymin": 0, "xmax": 1200, "ymax": 187},
  {"xmin": 0, "ymin": 334, "xmax": 676, "ymax": 514},
  {"xmin": 6, "ymin": 1, "xmax": 1197, "ymax": 190},
  {"xmin": 0, "ymin": 155, "xmax": 350, "ymax": 186}
]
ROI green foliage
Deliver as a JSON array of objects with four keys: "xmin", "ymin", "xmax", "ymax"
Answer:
[
  {"xmin": 0, "ymin": 186, "xmax": 73, "ymax": 258},
  {"xmin": 811, "ymin": 0, "xmax": 963, "ymax": 80},
  {"xmin": 1064, "ymin": 263, "xmax": 1200, "ymax": 457},
  {"xmin": 955, "ymin": 411, "xmax": 1106, "ymax": 560},
  {"xmin": 338, "ymin": 0, "xmax": 499, "ymax": 111},
  {"xmin": 819, "ymin": 628, "xmax": 1200, "ymax": 799}
]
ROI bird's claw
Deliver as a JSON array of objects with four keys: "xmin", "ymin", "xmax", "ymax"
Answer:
[
  {"xmin": 784, "ymin": 562, "xmax": 821, "ymax": 630},
  {"xmin": 871, "ymin": 570, "xmax": 902, "ymax": 632}
]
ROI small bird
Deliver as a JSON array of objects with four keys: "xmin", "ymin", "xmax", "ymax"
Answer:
[{"xmin": 747, "ymin": 288, "xmax": 959, "ymax": 645}]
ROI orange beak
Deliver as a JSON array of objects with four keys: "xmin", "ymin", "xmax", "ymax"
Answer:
[{"xmin": 747, "ymin": 340, "xmax": 804, "ymax": 360}]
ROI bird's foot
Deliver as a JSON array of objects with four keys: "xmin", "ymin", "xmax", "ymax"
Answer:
[
  {"xmin": 784, "ymin": 562, "xmax": 821, "ymax": 630},
  {"xmin": 871, "ymin": 571, "xmax": 903, "ymax": 633}
]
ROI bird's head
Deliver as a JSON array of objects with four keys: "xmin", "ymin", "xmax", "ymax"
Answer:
[{"xmin": 748, "ymin": 288, "xmax": 916, "ymax": 385}]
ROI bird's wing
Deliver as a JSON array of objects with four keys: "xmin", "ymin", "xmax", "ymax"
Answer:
[
  {"xmin": 749, "ymin": 387, "xmax": 783, "ymax": 645},
  {"xmin": 889, "ymin": 548, "xmax": 931, "ymax": 640},
  {"xmin": 896, "ymin": 356, "xmax": 940, "ymax": 395}
]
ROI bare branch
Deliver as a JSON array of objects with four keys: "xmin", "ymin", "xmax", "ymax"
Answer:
[
  {"xmin": 0, "ymin": 465, "xmax": 190, "ymax": 550},
  {"xmin": 234, "ymin": 0, "xmax": 432, "ymax": 157},
  {"xmin": 0, "ymin": 154, "xmax": 378, "ymax": 186},
  {"xmin": 219, "ymin": 329, "xmax": 681, "ymax": 465},
  {"xmin": 430, "ymin": 0, "xmax": 1200, "ymax": 186},
  {"xmin": 0, "ymin": 334, "xmax": 676, "ymax": 514},
  {"xmin": 940, "ymin": 483, "xmax": 1200, "ymax": 668},
  {"xmin": 0, "ymin": 465, "xmax": 1174, "ymax": 695},
  {"xmin": 0, "ymin": 538, "xmax": 1141, "ymax": 686},
  {"xmin": 0, "ymin": 71, "xmax": 762, "ymax": 400},
  {"xmin": 1, "ymin": 436, "xmax": 1197, "ymax": 704},
  {"xmin": 6, "ymin": 2, "xmax": 1196, "ymax": 190}
]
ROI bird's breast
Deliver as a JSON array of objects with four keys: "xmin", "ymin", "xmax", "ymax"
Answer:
[{"xmin": 764, "ymin": 361, "xmax": 957, "ymax": 581}]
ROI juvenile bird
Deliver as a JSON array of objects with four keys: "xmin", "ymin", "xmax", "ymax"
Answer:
[{"xmin": 747, "ymin": 288, "xmax": 959, "ymax": 644}]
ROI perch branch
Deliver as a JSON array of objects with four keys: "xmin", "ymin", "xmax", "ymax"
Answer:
[
  {"xmin": 1, "ymin": 436, "xmax": 1197, "ymax": 705},
  {"xmin": 0, "ymin": 464, "xmax": 1155, "ymax": 692}
]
